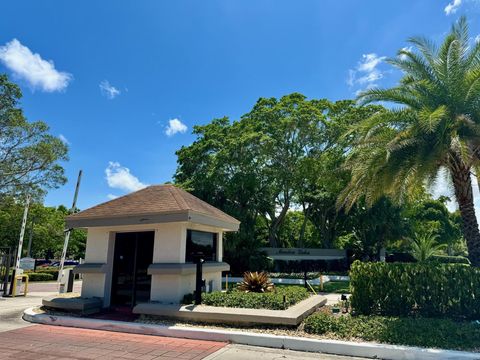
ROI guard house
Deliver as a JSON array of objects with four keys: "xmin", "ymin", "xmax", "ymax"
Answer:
[{"xmin": 67, "ymin": 185, "xmax": 240, "ymax": 308}]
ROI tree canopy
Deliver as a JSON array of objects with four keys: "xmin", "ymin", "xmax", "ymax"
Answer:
[
  {"xmin": 0, "ymin": 197, "xmax": 86, "ymax": 259},
  {"xmin": 175, "ymin": 93, "xmax": 465, "ymax": 271},
  {"xmin": 0, "ymin": 74, "xmax": 68, "ymax": 199}
]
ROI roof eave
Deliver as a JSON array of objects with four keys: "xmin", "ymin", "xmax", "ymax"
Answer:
[
  {"xmin": 65, "ymin": 211, "xmax": 190, "ymax": 229},
  {"xmin": 66, "ymin": 210, "xmax": 240, "ymax": 232},
  {"xmin": 187, "ymin": 210, "xmax": 240, "ymax": 232}
]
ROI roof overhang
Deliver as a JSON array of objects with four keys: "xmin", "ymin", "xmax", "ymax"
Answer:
[{"xmin": 66, "ymin": 210, "xmax": 239, "ymax": 232}]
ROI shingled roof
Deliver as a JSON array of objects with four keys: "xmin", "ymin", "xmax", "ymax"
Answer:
[{"xmin": 66, "ymin": 184, "xmax": 240, "ymax": 230}]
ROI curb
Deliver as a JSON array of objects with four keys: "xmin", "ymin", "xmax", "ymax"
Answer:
[{"xmin": 23, "ymin": 308, "xmax": 480, "ymax": 360}]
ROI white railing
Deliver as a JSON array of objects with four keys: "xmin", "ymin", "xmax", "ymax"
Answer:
[{"xmin": 223, "ymin": 275, "xmax": 349, "ymax": 285}]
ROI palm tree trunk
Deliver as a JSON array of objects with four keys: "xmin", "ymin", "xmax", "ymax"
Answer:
[{"xmin": 449, "ymin": 156, "xmax": 480, "ymax": 266}]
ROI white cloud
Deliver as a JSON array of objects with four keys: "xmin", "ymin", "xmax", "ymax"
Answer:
[
  {"xmin": 165, "ymin": 118, "xmax": 188, "ymax": 137},
  {"xmin": 107, "ymin": 194, "xmax": 118, "ymax": 200},
  {"xmin": 105, "ymin": 161, "xmax": 147, "ymax": 192},
  {"xmin": 99, "ymin": 80, "xmax": 120, "ymax": 99},
  {"xmin": 399, "ymin": 46, "xmax": 413, "ymax": 60},
  {"xmin": 58, "ymin": 134, "xmax": 70, "ymax": 145},
  {"xmin": 475, "ymin": 34, "xmax": 480, "ymax": 43},
  {"xmin": 347, "ymin": 53, "xmax": 386, "ymax": 91},
  {"xmin": 445, "ymin": 0, "xmax": 462, "ymax": 15},
  {"xmin": 430, "ymin": 169, "xmax": 480, "ymax": 220},
  {"xmin": 0, "ymin": 39, "xmax": 72, "ymax": 92}
]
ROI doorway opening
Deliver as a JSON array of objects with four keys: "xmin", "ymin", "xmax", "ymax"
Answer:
[{"xmin": 111, "ymin": 231, "xmax": 154, "ymax": 307}]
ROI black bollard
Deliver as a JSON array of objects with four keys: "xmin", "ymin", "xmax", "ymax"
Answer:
[{"xmin": 194, "ymin": 257, "xmax": 205, "ymax": 305}]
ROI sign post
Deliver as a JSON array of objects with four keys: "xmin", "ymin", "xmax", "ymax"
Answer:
[{"xmin": 57, "ymin": 170, "xmax": 82, "ymax": 286}]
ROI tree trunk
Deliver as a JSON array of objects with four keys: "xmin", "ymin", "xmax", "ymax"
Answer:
[
  {"xmin": 297, "ymin": 204, "xmax": 309, "ymax": 248},
  {"xmin": 449, "ymin": 156, "xmax": 480, "ymax": 266},
  {"xmin": 268, "ymin": 196, "xmax": 290, "ymax": 248}
]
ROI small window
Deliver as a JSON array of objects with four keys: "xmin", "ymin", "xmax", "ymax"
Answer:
[{"xmin": 185, "ymin": 230, "xmax": 217, "ymax": 262}]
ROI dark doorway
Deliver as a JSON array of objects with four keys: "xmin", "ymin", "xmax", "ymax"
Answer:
[{"xmin": 111, "ymin": 231, "xmax": 154, "ymax": 307}]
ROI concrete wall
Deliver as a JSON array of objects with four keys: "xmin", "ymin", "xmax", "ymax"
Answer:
[{"xmin": 81, "ymin": 221, "xmax": 226, "ymax": 306}]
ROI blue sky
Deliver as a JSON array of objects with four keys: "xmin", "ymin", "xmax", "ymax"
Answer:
[{"xmin": 1, "ymin": 0, "xmax": 480, "ymax": 210}]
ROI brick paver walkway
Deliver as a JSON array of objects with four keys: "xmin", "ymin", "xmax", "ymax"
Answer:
[{"xmin": 0, "ymin": 325, "xmax": 225, "ymax": 360}]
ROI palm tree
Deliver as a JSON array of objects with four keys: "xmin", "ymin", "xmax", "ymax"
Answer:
[
  {"xmin": 410, "ymin": 231, "xmax": 447, "ymax": 262},
  {"xmin": 338, "ymin": 17, "xmax": 480, "ymax": 266}
]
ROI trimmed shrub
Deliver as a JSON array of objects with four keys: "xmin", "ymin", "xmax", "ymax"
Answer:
[
  {"xmin": 28, "ymin": 272, "xmax": 54, "ymax": 281},
  {"xmin": 349, "ymin": 261, "xmax": 480, "ymax": 319},
  {"xmin": 304, "ymin": 312, "xmax": 480, "ymax": 351},
  {"xmin": 202, "ymin": 286, "xmax": 309, "ymax": 310},
  {"xmin": 33, "ymin": 268, "xmax": 59, "ymax": 279}
]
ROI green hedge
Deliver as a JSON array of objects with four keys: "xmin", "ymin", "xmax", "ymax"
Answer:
[
  {"xmin": 27, "ymin": 272, "xmax": 54, "ymax": 281},
  {"xmin": 201, "ymin": 286, "xmax": 309, "ymax": 310},
  {"xmin": 349, "ymin": 261, "xmax": 480, "ymax": 319},
  {"xmin": 304, "ymin": 312, "xmax": 480, "ymax": 351},
  {"xmin": 31, "ymin": 268, "xmax": 59, "ymax": 278}
]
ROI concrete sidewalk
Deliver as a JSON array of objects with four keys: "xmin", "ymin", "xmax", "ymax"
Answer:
[{"xmin": 206, "ymin": 345, "xmax": 365, "ymax": 360}]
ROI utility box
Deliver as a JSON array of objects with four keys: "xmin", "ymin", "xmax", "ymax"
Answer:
[{"xmin": 59, "ymin": 268, "xmax": 74, "ymax": 294}]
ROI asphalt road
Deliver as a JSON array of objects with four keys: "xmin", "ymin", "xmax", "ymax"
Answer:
[{"xmin": 0, "ymin": 293, "xmax": 44, "ymax": 331}]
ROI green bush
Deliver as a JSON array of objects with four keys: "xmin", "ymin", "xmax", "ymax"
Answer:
[
  {"xmin": 202, "ymin": 286, "xmax": 309, "ymax": 310},
  {"xmin": 33, "ymin": 268, "xmax": 59, "ymax": 278},
  {"xmin": 349, "ymin": 261, "xmax": 480, "ymax": 319},
  {"xmin": 304, "ymin": 312, "xmax": 480, "ymax": 351},
  {"xmin": 27, "ymin": 272, "xmax": 54, "ymax": 281}
]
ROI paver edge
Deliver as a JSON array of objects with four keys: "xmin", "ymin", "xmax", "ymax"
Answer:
[{"xmin": 23, "ymin": 307, "xmax": 480, "ymax": 360}]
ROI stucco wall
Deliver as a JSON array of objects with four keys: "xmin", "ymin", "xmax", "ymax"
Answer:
[
  {"xmin": 150, "ymin": 222, "xmax": 225, "ymax": 303},
  {"xmin": 81, "ymin": 228, "xmax": 114, "ymax": 307}
]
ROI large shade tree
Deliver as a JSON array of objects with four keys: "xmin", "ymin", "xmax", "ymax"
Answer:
[
  {"xmin": 339, "ymin": 17, "xmax": 480, "ymax": 266},
  {"xmin": 0, "ymin": 74, "xmax": 68, "ymax": 199}
]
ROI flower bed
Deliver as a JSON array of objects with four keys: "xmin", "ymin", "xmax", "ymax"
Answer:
[
  {"xmin": 304, "ymin": 311, "xmax": 480, "ymax": 351},
  {"xmin": 201, "ymin": 286, "xmax": 310, "ymax": 310}
]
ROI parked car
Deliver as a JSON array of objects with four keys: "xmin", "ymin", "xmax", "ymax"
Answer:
[
  {"xmin": 49, "ymin": 260, "xmax": 79, "ymax": 267},
  {"xmin": 35, "ymin": 259, "xmax": 52, "ymax": 267},
  {"xmin": 38, "ymin": 260, "xmax": 79, "ymax": 267}
]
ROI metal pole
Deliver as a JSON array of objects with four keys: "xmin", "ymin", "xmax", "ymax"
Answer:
[
  {"xmin": 14, "ymin": 195, "xmax": 31, "ymax": 272},
  {"xmin": 3, "ymin": 248, "xmax": 12, "ymax": 297},
  {"xmin": 57, "ymin": 170, "xmax": 82, "ymax": 284}
]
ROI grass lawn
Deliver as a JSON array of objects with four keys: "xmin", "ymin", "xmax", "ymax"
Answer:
[{"xmin": 319, "ymin": 281, "xmax": 350, "ymax": 294}]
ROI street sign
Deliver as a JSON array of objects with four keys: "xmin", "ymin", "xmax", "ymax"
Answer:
[{"xmin": 19, "ymin": 257, "xmax": 35, "ymax": 271}]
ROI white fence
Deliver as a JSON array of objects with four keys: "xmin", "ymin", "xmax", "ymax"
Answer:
[{"xmin": 223, "ymin": 275, "xmax": 349, "ymax": 285}]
